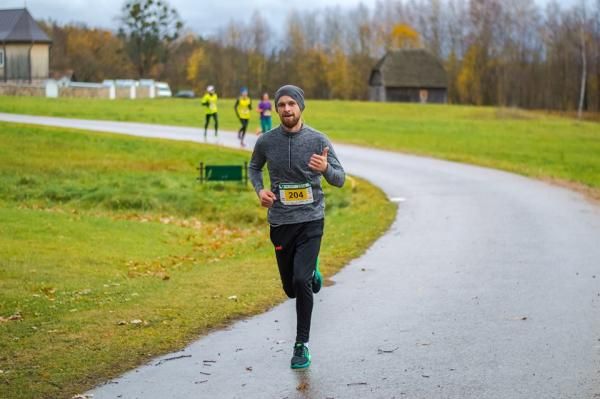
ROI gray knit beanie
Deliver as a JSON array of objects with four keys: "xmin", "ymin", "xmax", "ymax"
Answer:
[{"xmin": 274, "ymin": 85, "xmax": 305, "ymax": 111}]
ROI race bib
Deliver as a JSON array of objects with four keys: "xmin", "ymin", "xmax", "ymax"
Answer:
[
  {"xmin": 263, "ymin": 110, "xmax": 271, "ymax": 117},
  {"xmin": 279, "ymin": 183, "xmax": 314, "ymax": 206}
]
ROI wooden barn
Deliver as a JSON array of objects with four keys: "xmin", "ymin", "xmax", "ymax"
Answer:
[
  {"xmin": 369, "ymin": 49, "xmax": 447, "ymax": 103},
  {"xmin": 0, "ymin": 8, "xmax": 52, "ymax": 83}
]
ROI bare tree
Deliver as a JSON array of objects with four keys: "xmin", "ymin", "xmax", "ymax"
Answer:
[{"xmin": 577, "ymin": 0, "xmax": 588, "ymax": 118}]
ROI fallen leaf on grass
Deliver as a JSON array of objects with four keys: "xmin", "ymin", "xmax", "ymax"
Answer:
[
  {"xmin": 0, "ymin": 313, "xmax": 22, "ymax": 323},
  {"xmin": 227, "ymin": 295, "xmax": 238, "ymax": 301},
  {"xmin": 129, "ymin": 319, "xmax": 149, "ymax": 326},
  {"xmin": 41, "ymin": 287, "xmax": 56, "ymax": 296}
]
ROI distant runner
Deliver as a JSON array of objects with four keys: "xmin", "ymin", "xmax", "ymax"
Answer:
[
  {"xmin": 249, "ymin": 85, "xmax": 345, "ymax": 369},
  {"xmin": 200, "ymin": 85, "xmax": 218, "ymax": 139},
  {"xmin": 257, "ymin": 92, "xmax": 273, "ymax": 133},
  {"xmin": 234, "ymin": 87, "xmax": 252, "ymax": 147}
]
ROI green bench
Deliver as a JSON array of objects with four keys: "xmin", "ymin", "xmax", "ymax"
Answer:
[{"xmin": 197, "ymin": 162, "xmax": 248, "ymax": 184}]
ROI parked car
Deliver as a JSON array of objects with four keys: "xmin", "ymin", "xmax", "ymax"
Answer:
[
  {"xmin": 175, "ymin": 90, "xmax": 196, "ymax": 98},
  {"xmin": 155, "ymin": 82, "xmax": 172, "ymax": 97}
]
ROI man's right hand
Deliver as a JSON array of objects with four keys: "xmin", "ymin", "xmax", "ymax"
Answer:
[{"xmin": 259, "ymin": 189, "xmax": 277, "ymax": 208}]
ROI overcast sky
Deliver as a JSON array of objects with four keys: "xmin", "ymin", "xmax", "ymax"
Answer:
[{"xmin": 4, "ymin": 0, "xmax": 579, "ymax": 38}]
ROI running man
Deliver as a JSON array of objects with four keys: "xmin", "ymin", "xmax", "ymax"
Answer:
[
  {"xmin": 249, "ymin": 85, "xmax": 345, "ymax": 369},
  {"xmin": 257, "ymin": 92, "xmax": 273, "ymax": 133},
  {"xmin": 200, "ymin": 85, "xmax": 218, "ymax": 139},
  {"xmin": 234, "ymin": 87, "xmax": 252, "ymax": 147}
]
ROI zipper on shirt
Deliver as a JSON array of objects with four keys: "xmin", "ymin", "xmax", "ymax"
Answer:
[{"xmin": 288, "ymin": 135, "xmax": 291, "ymax": 170}]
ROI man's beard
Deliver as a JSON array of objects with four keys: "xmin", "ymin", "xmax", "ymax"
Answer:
[{"xmin": 280, "ymin": 114, "xmax": 301, "ymax": 129}]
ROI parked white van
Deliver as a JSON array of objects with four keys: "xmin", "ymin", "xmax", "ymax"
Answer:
[{"xmin": 155, "ymin": 82, "xmax": 172, "ymax": 97}]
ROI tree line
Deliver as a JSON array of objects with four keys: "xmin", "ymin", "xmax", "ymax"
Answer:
[{"xmin": 40, "ymin": 0, "xmax": 600, "ymax": 113}]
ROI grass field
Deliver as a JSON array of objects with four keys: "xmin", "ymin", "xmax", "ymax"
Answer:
[
  {"xmin": 0, "ymin": 122, "xmax": 395, "ymax": 399},
  {"xmin": 0, "ymin": 96, "xmax": 599, "ymax": 194}
]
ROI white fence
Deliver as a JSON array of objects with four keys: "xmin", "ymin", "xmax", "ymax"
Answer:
[{"xmin": 1, "ymin": 79, "xmax": 167, "ymax": 99}]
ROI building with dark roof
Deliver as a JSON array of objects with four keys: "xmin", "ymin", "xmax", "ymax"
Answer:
[
  {"xmin": 0, "ymin": 8, "xmax": 52, "ymax": 83},
  {"xmin": 369, "ymin": 49, "xmax": 447, "ymax": 103}
]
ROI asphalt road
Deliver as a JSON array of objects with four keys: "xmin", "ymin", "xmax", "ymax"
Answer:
[{"xmin": 1, "ymin": 113, "xmax": 599, "ymax": 399}]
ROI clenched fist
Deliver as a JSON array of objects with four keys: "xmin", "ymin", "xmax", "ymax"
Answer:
[{"xmin": 258, "ymin": 189, "xmax": 277, "ymax": 208}]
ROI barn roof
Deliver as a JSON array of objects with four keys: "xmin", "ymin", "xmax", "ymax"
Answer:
[
  {"xmin": 0, "ymin": 8, "xmax": 52, "ymax": 43},
  {"xmin": 371, "ymin": 49, "xmax": 447, "ymax": 88}
]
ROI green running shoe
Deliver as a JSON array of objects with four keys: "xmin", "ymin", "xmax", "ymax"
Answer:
[
  {"xmin": 291, "ymin": 342, "xmax": 311, "ymax": 369},
  {"xmin": 312, "ymin": 257, "xmax": 322, "ymax": 294}
]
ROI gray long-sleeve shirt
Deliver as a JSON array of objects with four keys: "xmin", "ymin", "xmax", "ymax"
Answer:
[{"xmin": 249, "ymin": 124, "xmax": 345, "ymax": 225}]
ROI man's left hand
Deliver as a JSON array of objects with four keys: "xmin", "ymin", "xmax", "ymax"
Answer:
[{"xmin": 308, "ymin": 147, "xmax": 329, "ymax": 173}]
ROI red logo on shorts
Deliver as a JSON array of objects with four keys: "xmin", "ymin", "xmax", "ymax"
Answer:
[{"xmin": 275, "ymin": 245, "xmax": 283, "ymax": 251}]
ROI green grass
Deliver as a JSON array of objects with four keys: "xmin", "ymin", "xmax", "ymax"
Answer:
[
  {"xmin": 0, "ymin": 96, "xmax": 599, "ymax": 192},
  {"xmin": 0, "ymin": 122, "xmax": 395, "ymax": 399},
  {"xmin": 308, "ymin": 102, "xmax": 600, "ymax": 191}
]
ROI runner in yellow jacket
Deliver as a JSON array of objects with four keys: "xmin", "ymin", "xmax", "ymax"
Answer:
[
  {"xmin": 200, "ymin": 85, "xmax": 218, "ymax": 139},
  {"xmin": 234, "ymin": 87, "xmax": 252, "ymax": 147}
]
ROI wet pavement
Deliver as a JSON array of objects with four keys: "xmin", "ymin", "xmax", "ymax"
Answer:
[{"xmin": 1, "ymin": 113, "xmax": 599, "ymax": 398}]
